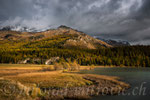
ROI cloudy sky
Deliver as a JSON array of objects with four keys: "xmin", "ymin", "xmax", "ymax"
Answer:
[{"xmin": 0, "ymin": 0, "xmax": 150, "ymax": 45}]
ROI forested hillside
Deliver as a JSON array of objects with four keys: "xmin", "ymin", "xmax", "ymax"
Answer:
[
  {"xmin": 0, "ymin": 26, "xmax": 150, "ymax": 67},
  {"xmin": 0, "ymin": 41, "xmax": 149, "ymax": 67}
]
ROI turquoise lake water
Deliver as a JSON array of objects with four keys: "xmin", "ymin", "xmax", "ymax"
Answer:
[{"xmin": 80, "ymin": 67, "xmax": 150, "ymax": 100}]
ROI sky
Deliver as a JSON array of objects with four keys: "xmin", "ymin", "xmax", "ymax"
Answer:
[{"xmin": 0, "ymin": 0, "xmax": 150, "ymax": 45}]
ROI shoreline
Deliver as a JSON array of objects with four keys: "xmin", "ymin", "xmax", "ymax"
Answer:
[
  {"xmin": 40, "ymin": 74, "xmax": 130, "ymax": 100},
  {"xmin": 0, "ymin": 73, "xmax": 130, "ymax": 100}
]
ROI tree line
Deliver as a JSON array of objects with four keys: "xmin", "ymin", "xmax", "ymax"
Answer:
[{"xmin": 0, "ymin": 45, "xmax": 150, "ymax": 67}]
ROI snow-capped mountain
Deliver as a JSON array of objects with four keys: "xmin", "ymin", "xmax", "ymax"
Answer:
[
  {"xmin": 94, "ymin": 36, "xmax": 130, "ymax": 46},
  {"xmin": 0, "ymin": 26, "xmax": 37, "ymax": 32}
]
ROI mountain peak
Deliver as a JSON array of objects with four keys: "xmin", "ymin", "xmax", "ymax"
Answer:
[{"xmin": 58, "ymin": 25, "xmax": 71, "ymax": 29}]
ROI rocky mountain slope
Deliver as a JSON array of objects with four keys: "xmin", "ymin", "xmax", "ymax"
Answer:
[{"xmin": 0, "ymin": 25, "xmax": 111, "ymax": 49}]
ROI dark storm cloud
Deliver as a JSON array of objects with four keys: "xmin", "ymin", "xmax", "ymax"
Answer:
[
  {"xmin": 136, "ymin": 0, "xmax": 150, "ymax": 19},
  {"xmin": 0, "ymin": 0, "xmax": 150, "ymax": 45}
]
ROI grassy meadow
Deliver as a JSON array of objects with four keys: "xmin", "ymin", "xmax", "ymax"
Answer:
[
  {"xmin": 0, "ymin": 64, "xmax": 130, "ymax": 100},
  {"xmin": 0, "ymin": 64, "xmax": 91, "ymax": 87}
]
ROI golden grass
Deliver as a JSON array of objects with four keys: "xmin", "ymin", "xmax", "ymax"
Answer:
[
  {"xmin": 0, "ymin": 64, "xmax": 122, "ymax": 88},
  {"xmin": 0, "ymin": 64, "xmax": 94, "ymax": 77},
  {"xmin": 0, "ymin": 64, "xmax": 93, "ymax": 88},
  {"xmin": 0, "ymin": 64, "xmax": 53, "ymax": 77},
  {"xmin": 0, "ymin": 64, "xmax": 51, "ymax": 69},
  {"xmin": 5, "ymin": 72, "xmax": 92, "ymax": 88},
  {"xmin": 0, "ymin": 64, "xmax": 91, "ymax": 70},
  {"xmin": 0, "ymin": 69, "xmax": 37, "ymax": 77}
]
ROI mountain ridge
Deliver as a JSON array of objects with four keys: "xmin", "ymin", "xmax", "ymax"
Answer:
[{"xmin": 0, "ymin": 25, "xmax": 112, "ymax": 49}]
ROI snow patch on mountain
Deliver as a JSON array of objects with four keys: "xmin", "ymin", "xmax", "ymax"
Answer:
[{"xmin": 94, "ymin": 36, "xmax": 130, "ymax": 46}]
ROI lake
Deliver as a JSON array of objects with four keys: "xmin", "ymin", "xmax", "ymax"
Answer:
[{"xmin": 80, "ymin": 67, "xmax": 150, "ymax": 100}]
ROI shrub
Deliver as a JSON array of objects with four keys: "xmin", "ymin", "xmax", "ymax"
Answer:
[
  {"xmin": 62, "ymin": 62, "xmax": 70, "ymax": 71},
  {"xmin": 69, "ymin": 60, "xmax": 80, "ymax": 71},
  {"xmin": 30, "ymin": 87, "xmax": 42, "ymax": 98},
  {"xmin": 53, "ymin": 62, "xmax": 63, "ymax": 71}
]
